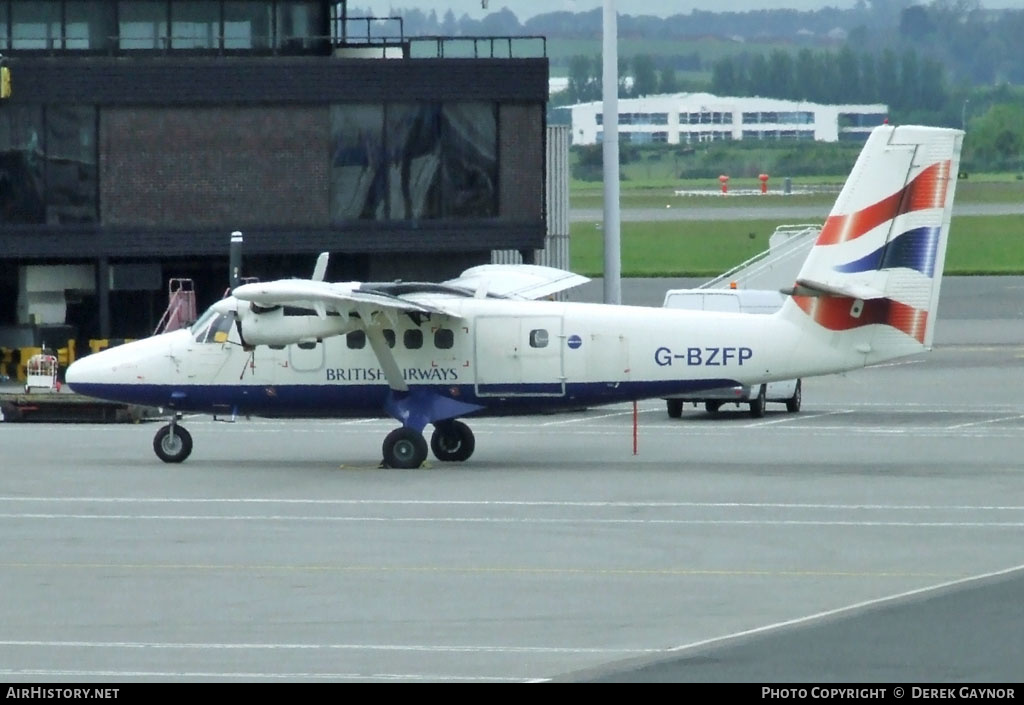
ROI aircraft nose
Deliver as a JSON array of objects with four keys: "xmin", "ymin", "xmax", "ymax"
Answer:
[{"xmin": 65, "ymin": 350, "xmax": 112, "ymax": 390}]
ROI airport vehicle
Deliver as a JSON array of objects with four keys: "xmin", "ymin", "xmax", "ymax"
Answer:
[
  {"xmin": 65, "ymin": 124, "xmax": 963, "ymax": 468},
  {"xmin": 24, "ymin": 353, "xmax": 61, "ymax": 394},
  {"xmin": 661, "ymin": 288, "xmax": 801, "ymax": 418}
]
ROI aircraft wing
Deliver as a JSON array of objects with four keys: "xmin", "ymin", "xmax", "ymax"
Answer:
[
  {"xmin": 443, "ymin": 264, "xmax": 590, "ymax": 300},
  {"xmin": 232, "ymin": 279, "xmax": 460, "ymax": 318}
]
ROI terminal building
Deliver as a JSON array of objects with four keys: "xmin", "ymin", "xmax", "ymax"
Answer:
[
  {"xmin": 0, "ymin": 0, "xmax": 549, "ymax": 367},
  {"xmin": 569, "ymin": 93, "xmax": 888, "ymax": 146}
]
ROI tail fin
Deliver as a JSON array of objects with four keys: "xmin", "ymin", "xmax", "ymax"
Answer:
[{"xmin": 782, "ymin": 124, "xmax": 963, "ymax": 364}]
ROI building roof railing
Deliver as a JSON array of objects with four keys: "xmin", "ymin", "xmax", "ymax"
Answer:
[{"xmin": 2, "ymin": 18, "xmax": 546, "ymax": 60}]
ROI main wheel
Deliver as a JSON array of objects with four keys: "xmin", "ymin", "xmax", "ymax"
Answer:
[
  {"xmin": 430, "ymin": 420, "xmax": 475, "ymax": 462},
  {"xmin": 666, "ymin": 399, "xmax": 684, "ymax": 418},
  {"xmin": 153, "ymin": 424, "xmax": 193, "ymax": 463},
  {"xmin": 749, "ymin": 384, "xmax": 767, "ymax": 418},
  {"xmin": 704, "ymin": 401, "xmax": 722, "ymax": 414},
  {"xmin": 382, "ymin": 427, "xmax": 428, "ymax": 469},
  {"xmin": 786, "ymin": 379, "xmax": 803, "ymax": 413}
]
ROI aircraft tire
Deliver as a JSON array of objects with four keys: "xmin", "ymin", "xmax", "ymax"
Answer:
[
  {"xmin": 383, "ymin": 427, "xmax": 428, "ymax": 469},
  {"xmin": 704, "ymin": 401, "xmax": 722, "ymax": 414},
  {"xmin": 430, "ymin": 420, "xmax": 475, "ymax": 462},
  {"xmin": 749, "ymin": 385, "xmax": 767, "ymax": 418},
  {"xmin": 153, "ymin": 424, "xmax": 193, "ymax": 463},
  {"xmin": 786, "ymin": 379, "xmax": 802, "ymax": 413},
  {"xmin": 666, "ymin": 399, "xmax": 683, "ymax": 419}
]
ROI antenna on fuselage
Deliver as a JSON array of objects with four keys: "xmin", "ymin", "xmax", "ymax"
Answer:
[{"xmin": 229, "ymin": 230, "xmax": 243, "ymax": 291}]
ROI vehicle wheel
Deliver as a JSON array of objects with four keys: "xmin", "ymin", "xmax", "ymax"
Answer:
[
  {"xmin": 705, "ymin": 401, "xmax": 722, "ymax": 414},
  {"xmin": 786, "ymin": 379, "xmax": 802, "ymax": 413},
  {"xmin": 430, "ymin": 420, "xmax": 475, "ymax": 462},
  {"xmin": 666, "ymin": 399, "xmax": 683, "ymax": 418},
  {"xmin": 383, "ymin": 427, "xmax": 428, "ymax": 469},
  {"xmin": 153, "ymin": 424, "xmax": 193, "ymax": 463},
  {"xmin": 749, "ymin": 385, "xmax": 767, "ymax": 418}
]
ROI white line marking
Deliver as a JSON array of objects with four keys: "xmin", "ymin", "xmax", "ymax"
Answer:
[
  {"xmin": 871, "ymin": 358, "xmax": 927, "ymax": 368},
  {"xmin": 0, "ymin": 668, "xmax": 525, "ymax": 682},
  {"xmin": 946, "ymin": 414, "xmax": 1024, "ymax": 429},
  {"xmin": 3, "ymin": 513, "xmax": 1024, "ymax": 527},
  {"xmin": 3, "ymin": 497, "xmax": 1024, "ymax": 511},
  {"xmin": 744, "ymin": 409, "xmax": 854, "ymax": 427},
  {"xmin": 0, "ymin": 640, "xmax": 650, "ymax": 654},
  {"xmin": 660, "ymin": 562, "xmax": 1024, "ymax": 656},
  {"xmin": 540, "ymin": 409, "xmax": 646, "ymax": 426}
]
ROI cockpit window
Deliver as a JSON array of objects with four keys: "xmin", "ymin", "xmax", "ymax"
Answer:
[
  {"xmin": 193, "ymin": 311, "xmax": 235, "ymax": 344},
  {"xmin": 189, "ymin": 307, "xmax": 219, "ymax": 337}
]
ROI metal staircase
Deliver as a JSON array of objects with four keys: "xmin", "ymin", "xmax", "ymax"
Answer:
[
  {"xmin": 701, "ymin": 223, "xmax": 821, "ymax": 291},
  {"xmin": 153, "ymin": 279, "xmax": 197, "ymax": 335}
]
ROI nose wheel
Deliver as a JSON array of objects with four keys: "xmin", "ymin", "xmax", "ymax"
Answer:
[{"xmin": 153, "ymin": 418, "xmax": 193, "ymax": 463}]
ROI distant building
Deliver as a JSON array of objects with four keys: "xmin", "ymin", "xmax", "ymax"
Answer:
[
  {"xmin": 0, "ymin": 0, "xmax": 548, "ymax": 343},
  {"xmin": 569, "ymin": 93, "xmax": 888, "ymax": 145}
]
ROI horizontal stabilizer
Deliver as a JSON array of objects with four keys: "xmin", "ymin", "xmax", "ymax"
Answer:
[{"xmin": 444, "ymin": 265, "xmax": 590, "ymax": 300}]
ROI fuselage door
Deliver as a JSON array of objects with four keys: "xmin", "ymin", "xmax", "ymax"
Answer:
[
  {"xmin": 474, "ymin": 316, "xmax": 565, "ymax": 397},
  {"xmin": 288, "ymin": 340, "xmax": 325, "ymax": 373}
]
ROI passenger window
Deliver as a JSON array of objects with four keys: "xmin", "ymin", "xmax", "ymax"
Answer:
[
  {"xmin": 383, "ymin": 329, "xmax": 396, "ymax": 348},
  {"xmin": 404, "ymin": 330, "xmax": 423, "ymax": 349},
  {"xmin": 529, "ymin": 329, "xmax": 549, "ymax": 348},
  {"xmin": 434, "ymin": 328, "xmax": 454, "ymax": 349},
  {"xmin": 346, "ymin": 331, "xmax": 366, "ymax": 349}
]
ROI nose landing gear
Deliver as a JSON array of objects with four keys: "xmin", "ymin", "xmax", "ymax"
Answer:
[{"xmin": 153, "ymin": 415, "xmax": 193, "ymax": 463}]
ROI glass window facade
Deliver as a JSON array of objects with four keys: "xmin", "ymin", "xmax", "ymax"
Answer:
[
  {"xmin": 225, "ymin": 1, "xmax": 273, "ymax": 49},
  {"xmin": 11, "ymin": 0, "xmax": 60, "ymax": 49},
  {"xmin": 0, "ymin": 106, "xmax": 45, "ymax": 223},
  {"xmin": 0, "ymin": 105, "xmax": 97, "ymax": 225},
  {"xmin": 331, "ymin": 102, "xmax": 497, "ymax": 222},
  {"xmin": 119, "ymin": 0, "xmax": 169, "ymax": 49},
  {"xmin": 839, "ymin": 113, "xmax": 886, "ymax": 128},
  {"xmin": 276, "ymin": 0, "xmax": 323, "ymax": 51},
  {"xmin": 742, "ymin": 111, "xmax": 813, "ymax": 125},
  {"xmin": 172, "ymin": 1, "xmax": 220, "ymax": 49},
  {"xmin": 66, "ymin": 2, "xmax": 116, "ymax": 50}
]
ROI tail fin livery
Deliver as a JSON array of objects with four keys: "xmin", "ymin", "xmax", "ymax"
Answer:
[{"xmin": 782, "ymin": 124, "xmax": 963, "ymax": 364}]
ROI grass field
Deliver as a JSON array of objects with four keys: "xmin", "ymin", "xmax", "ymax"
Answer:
[
  {"xmin": 568, "ymin": 215, "xmax": 1024, "ymax": 277},
  {"xmin": 571, "ymin": 173, "xmax": 1024, "ymax": 209}
]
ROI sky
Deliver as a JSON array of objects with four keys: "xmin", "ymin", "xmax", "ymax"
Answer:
[{"xmin": 353, "ymin": 1, "xmax": 1024, "ymax": 21}]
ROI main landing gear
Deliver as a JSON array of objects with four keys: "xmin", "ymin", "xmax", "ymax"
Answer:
[
  {"xmin": 381, "ymin": 420, "xmax": 476, "ymax": 469},
  {"xmin": 153, "ymin": 415, "xmax": 193, "ymax": 463}
]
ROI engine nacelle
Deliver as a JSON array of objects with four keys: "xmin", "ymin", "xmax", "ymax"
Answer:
[{"xmin": 234, "ymin": 302, "xmax": 354, "ymax": 347}]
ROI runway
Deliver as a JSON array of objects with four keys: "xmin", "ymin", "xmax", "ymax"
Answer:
[{"xmin": 1, "ymin": 279, "xmax": 1022, "ymax": 683}]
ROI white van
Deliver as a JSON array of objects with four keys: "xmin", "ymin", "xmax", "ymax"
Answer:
[{"xmin": 661, "ymin": 288, "xmax": 802, "ymax": 418}]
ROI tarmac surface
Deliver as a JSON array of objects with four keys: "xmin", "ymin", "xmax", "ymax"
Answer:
[{"xmin": 1, "ymin": 277, "xmax": 1022, "ymax": 683}]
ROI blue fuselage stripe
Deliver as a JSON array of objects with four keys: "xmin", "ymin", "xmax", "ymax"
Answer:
[{"xmin": 71, "ymin": 380, "xmax": 742, "ymax": 417}]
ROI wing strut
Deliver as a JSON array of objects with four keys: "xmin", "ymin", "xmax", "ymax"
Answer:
[{"xmin": 363, "ymin": 324, "xmax": 409, "ymax": 393}]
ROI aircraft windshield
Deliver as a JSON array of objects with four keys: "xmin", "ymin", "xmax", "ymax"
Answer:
[
  {"xmin": 189, "ymin": 307, "xmax": 219, "ymax": 337},
  {"xmin": 190, "ymin": 309, "xmax": 235, "ymax": 344}
]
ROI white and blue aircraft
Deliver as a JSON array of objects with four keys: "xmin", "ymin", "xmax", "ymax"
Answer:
[{"xmin": 66, "ymin": 124, "xmax": 963, "ymax": 468}]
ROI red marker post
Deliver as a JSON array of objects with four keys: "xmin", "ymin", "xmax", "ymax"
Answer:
[
  {"xmin": 759, "ymin": 173, "xmax": 769, "ymax": 193},
  {"xmin": 719, "ymin": 174, "xmax": 729, "ymax": 194}
]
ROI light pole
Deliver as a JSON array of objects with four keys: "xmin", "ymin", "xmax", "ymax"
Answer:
[
  {"xmin": 602, "ymin": 0, "xmax": 621, "ymax": 305},
  {"xmin": 961, "ymin": 98, "xmax": 969, "ymax": 131}
]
